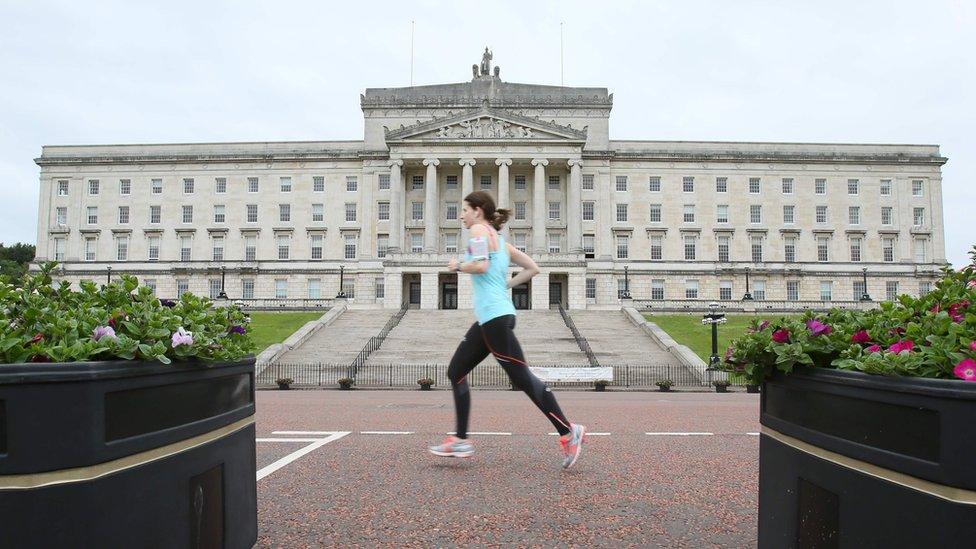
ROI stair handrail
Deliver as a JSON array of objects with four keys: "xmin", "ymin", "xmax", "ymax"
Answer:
[
  {"xmin": 349, "ymin": 303, "xmax": 409, "ymax": 378},
  {"xmin": 557, "ymin": 304, "xmax": 600, "ymax": 367}
]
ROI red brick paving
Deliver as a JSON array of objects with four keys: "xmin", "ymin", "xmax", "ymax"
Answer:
[{"xmin": 255, "ymin": 389, "xmax": 759, "ymax": 547}]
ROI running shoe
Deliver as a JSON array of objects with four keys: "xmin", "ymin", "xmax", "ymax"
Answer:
[
  {"xmin": 559, "ymin": 423, "xmax": 587, "ymax": 469},
  {"xmin": 428, "ymin": 435, "xmax": 475, "ymax": 458}
]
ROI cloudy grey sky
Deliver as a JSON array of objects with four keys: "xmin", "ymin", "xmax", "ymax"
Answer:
[{"xmin": 2, "ymin": 0, "xmax": 973, "ymax": 266}]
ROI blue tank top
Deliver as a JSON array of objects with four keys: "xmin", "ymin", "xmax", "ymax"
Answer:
[{"xmin": 465, "ymin": 230, "xmax": 517, "ymax": 325}]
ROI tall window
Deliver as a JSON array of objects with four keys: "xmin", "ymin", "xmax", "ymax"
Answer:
[
  {"xmin": 781, "ymin": 178, "xmax": 794, "ymax": 194},
  {"xmin": 720, "ymin": 280, "xmax": 733, "ymax": 300},
  {"xmin": 548, "ymin": 232, "xmax": 561, "ymax": 253},
  {"xmin": 649, "ymin": 204, "xmax": 662, "ymax": 223},
  {"xmin": 376, "ymin": 234, "xmax": 388, "ymax": 258},
  {"xmin": 279, "ymin": 204, "xmax": 291, "ymax": 223},
  {"xmin": 409, "ymin": 233, "xmax": 422, "ymax": 252},
  {"xmin": 785, "ymin": 236, "xmax": 797, "ymax": 263},
  {"xmin": 880, "ymin": 179, "xmax": 892, "ymax": 196},
  {"xmin": 513, "ymin": 232, "xmax": 527, "ymax": 253},
  {"xmin": 749, "ymin": 178, "xmax": 761, "ymax": 194},
  {"xmin": 314, "ymin": 176, "xmax": 326, "ymax": 192},
  {"xmin": 913, "ymin": 207, "xmax": 925, "ymax": 226},
  {"xmin": 816, "ymin": 205, "xmax": 828, "ymax": 224},
  {"xmin": 377, "ymin": 201, "xmax": 390, "ymax": 220},
  {"xmin": 615, "ymin": 176, "xmax": 627, "ymax": 192},
  {"xmin": 307, "ymin": 279, "xmax": 321, "ymax": 299},
  {"xmin": 651, "ymin": 279, "xmax": 665, "ymax": 300},
  {"xmin": 346, "ymin": 176, "xmax": 358, "ymax": 192},
  {"xmin": 787, "ymin": 280, "xmax": 799, "ymax": 301},
  {"xmin": 715, "ymin": 177, "xmax": 728, "ymax": 193},
  {"xmin": 151, "ymin": 179, "xmax": 163, "ymax": 194},
  {"xmin": 377, "ymin": 174, "xmax": 389, "ymax": 190},
  {"xmin": 280, "ymin": 177, "xmax": 292, "ymax": 192},
  {"xmin": 753, "ymin": 280, "xmax": 766, "ymax": 301},
  {"xmin": 820, "ymin": 281, "xmax": 833, "ymax": 301},
  {"xmin": 275, "ymin": 279, "xmax": 287, "ymax": 299},
  {"xmin": 881, "ymin": 206, "xmax": 893, "ymax": 225},
  {"xmin": 583, "ymin": 234, "xmax": 595, "ymax": 257},
  {"xmin": 548, "ymin": 202, "xmax": 561, "ymax": 220},
  {"xmin": 683, "ymin": 204, "xmax": 695, "ymax": 223},
  {"xmin": 277, "ymin": 235, "xmax": 290, "ymax": 260},
  {"xmin": 244, "ymin": 236, "xmax": 257, "ymax": 261},
  {"xmin": 411, "ymin": 175, "xmax": 424, "ymax": 190},
  {"xmin": 120, "ymin": 179, "xmax": 131, "ymax": 195},
  {"xmin": 147, "ymin": 236, "xmax": 159, "ymax": 261},
  {"xmin": 183, "ymin": 178, "xmax": 194, "ymax": 194},
  {"xmin": 344, "ymin": 234, "xmax": 357, "ymax": 259},
  {"xmin": 482, "ymin": 175, "xmax": 494, "ymax": 189},
  {"xmin": 616, "ymin": 203, "xmax": 628, "ymax": 222},
  {"xmin": 180, "ymin": 235, "xmax": 192, "ymax": 261},
  {"xmin": 54, "ymin": 238, "xmax": 65, "ymax": 262},
  {"xmin": 444, "ymin": 233, "xmax": 458, "ymax": 253},
  {"xmin": 847, "ymin": 179, "xmax": 859, "ymax": 195},
  {"xmin": 883, "ymin": 237, "xmax": 895, "ymax": 262},
  {"xmin": 118, "ymin": 206, "xmax": 130, "ymax": 224},
  {"xmin": 682, "ymin": 176, "xmax": 694, "ymax": 193},
  {"xmin": 345, "ymin": 203, "xmax": 357, "ymax": 222},
  {"xmin": 920, "ymin": 281, "xmax": 933, "ymax": 295},
  {"xmin": 237, "ymin": 279, "xmax": 252, "ymax": 299},
  {"xmin": 849, "ymin": 206, "xmax": 860, "ymax": 225},
  {"xmin": 648, "ymin": 176, "xmax": 661, "ymax": 192},
  {"xmin": 850, "ymin": 237, "xmax": 862, "ymax": 262},
  {"xmin": 375, "ymin": 278, "xmax": 385, "ymax": 299},
  {"xmin": 685, "ymin": 280, "xmax": 699, "ymax": 299},
  {"xmin": 213, "ymin": 205, "xmax": 225, "ymax": 223},
  {"xmin": 716, "ymin": 205, "xmax": 729, "ymax": 223},
  {"xmin": 912, "ymin": 179, "xmax": 924, "ymax": 197},
  {"xmin": 87, "ymin": 206, "xmax": 98, "ymax": 224},
  {"xmin": 515, "ymin": 202, "xmax": 526, "ymax": 220},
  {"xmin": 246, "ymin": 204, "xmax": 258, "ymax": 223},
  {"xmin": 247, "ymin": 177, "xmax": 259, "ymax": 193},
  {"xmin": 683, "ymin": 235, "xmax": 696, "ymax": 260},
  {"xmin": 616, "ymin": 234, "xmax": 629, "ymax": 259},
  {"xmin": 515, "ymin": 175, "xmax": 527, "ymax": 190},
  {"xmin": 582, "ymin": 201, "xmax": 595, "ymax": 221},
  {"xmin": 585, "ymin": 278, "xmax": 596, "ymax": 299},
  {"xmin": 445, "ymin": 202, "xmax": 458, "ymax": 221},
  {"xmin": 411, "ymin": 202, "xmax": 423, "ymax": 220},
  {"xmin": 89, "ymin": 179, "xmax": 100, "ymax": 195},
  {"xmin": 85, "ymin": 237, "xmax": 97, "ymax": 261},
  {"xmin": 886, "ymin": 281, "xmax": 899, "ymax": 301},
  {"xmin": 853, "ymin": 281, "xmax": 866, "ymax": 301},
  {"xmin": 582, "ymin": 174, "xmax": 594, "ymax": 191},
  {"xmin": 312, "ymin": 203, "xmax": 324, "ymax": 222},
  {"xmin": 57, "ymin": 180, "xmax": 69, "ymax": 196},
  {"xmin": 751, "ymin": 236, "xmax": 763, "ymax": 263},
  {"xmin": 546, "ymin": 175, "xmax": 558, "ymax": 190},
  {"xmin": 750, "ymin": 204, "xmax": 762, "ymax": 224},
  {"xmin": 177, "ymin": 279, "xmax": 189, "ymax": 297},
  {"xmin": 815, "ymin": 178, "xmax": 826, "ymax": 195},
  {"xmin": 817, "ymin": 236, "xmax": 830, "ymax": 262},
  {"xmin": 650, "ymin": 235, "xmax": 663, "ymax": 260},
  {"xmin": 212, "ymin": 236, "xmax": 224, "ymax": 261},
  {"xmin": 783, "ymin": 205, "xmax": 795, "ymax": 224},
  {"xmin": 717, "ymin": 235, "xmax": 730, "ymax": 262},
  {"xmin": 311, "ymin": 234, "xmax": 324, "ymax": 259},
  {"xmin": 914, "ymin": 238, "xmax": 928, "ymax": 262},
  {"xmin": 446, "ymin": 175, "xmax": 458, "ymax": 189},
  {"xmin": 182, "ymin": 205, "xmax": 193, "ymax": 223}
]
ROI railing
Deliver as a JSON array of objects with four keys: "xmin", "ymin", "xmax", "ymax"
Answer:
[
  {"xmin": 348, "ymin": 303, "xmax": 409, "ymax": 377},
  {"xmin": 258, "ymin": 363, "xmax": 724, "ymax": 389},
  {"xmin": 232, "ymin": 298, "xmax": 336, "ymax": 311},
  {"xmin": 631, "ymin": 299, "xmax": 878, "ymax": 313},
  {"xmin": 556, "ymin": 304, "xmax": 599, "ymax": 367}
]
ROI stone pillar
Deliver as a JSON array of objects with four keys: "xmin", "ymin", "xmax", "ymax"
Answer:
[
  {"xmin": 359, "ymin": 171, "xmax": 375, "ymax": 258},
  {"xmin": 388, "ymin": 160, "xmax": 404, "ymax": 253},
  {"xmin": 596, "ymin": 169, "xmax": 613, "ymax": 259},
  {"xmin": 384, "ymin": 271, "xmax": 402, "ymax": 309},
  {"xmin": 420, "ymin": 271, "xmax": 438, "ymax": 310},
  {"xmin": 457, "ymin": 272, "xmax": 474, "ymax": 309},
  {"xmin": 567, "ymin": 159, "xmax": 583, "ymax": 253},
  {"xmin": 496, "ymin": 158, "xmax": 512, "ymax": 238},
  {"xmin": 459, "ymin": 158, "xmax": 475, "ymax": 244},
  {"xmin": 423, "ymin": 158, "xmax": 439, "ymax": 253},
  {"xmin": 531, "ymin": 271, "xmax": 550, "ymax": 310},
  {"xmin": 568, "ymin": 272, "xmax": 587, "ymax": 310},
  {"xmin": 531, "ymin": 158, "xmax": 549, "ymax": 254}
]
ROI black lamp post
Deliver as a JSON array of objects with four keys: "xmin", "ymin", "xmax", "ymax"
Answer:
[
  {"xmin": 336, "ymin": 265, "xmax": 347, "ymax": 298},
  {"xmin": 218, "ymin": 265, "xmax": 228, "ymax": 299},
  {"xmin": 106, "ymin": 266, "xmax": 112, "ymax": 284},
  {"xmin": 860, "ymin": 267, "xmax": 872, "ymax": 302},
  {"xmin": 701, "ymin": 301, "xmax": 727, "ymax": 369},
  {"xmin": 621, "ymin": 265, "xmax": 632, "ymax": 299},
  {"xmin": 742, "ymin": 266, "xmax": 753, "ymax": 301}
]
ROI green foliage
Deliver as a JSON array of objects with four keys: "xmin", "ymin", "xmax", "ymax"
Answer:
[{"xmin": 0, "ymin": 262, "xmax": 255, "ymax": 365}]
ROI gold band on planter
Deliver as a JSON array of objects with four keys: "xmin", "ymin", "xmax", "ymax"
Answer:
[
  {"xmin": 762, "ymin": 426, "xmax": 976, "ymax": 506},
  {"xmin": 0, "ymin": 416, "xmax": 255, "ymax": 490}
]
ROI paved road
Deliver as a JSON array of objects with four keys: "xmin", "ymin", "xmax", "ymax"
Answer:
[{"xmin": 255, "ymin": 389, "xmax": 760, "ymax": 547}]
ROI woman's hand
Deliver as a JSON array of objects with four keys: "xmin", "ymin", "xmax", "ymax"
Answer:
[{"xmin": 448, "ymin": 258, "xmax": 459, "ymax": 272}]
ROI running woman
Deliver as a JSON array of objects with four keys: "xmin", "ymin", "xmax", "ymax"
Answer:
[{"xmin": 427, "ymin": 191, "xmax": 586, "ymax": 469}]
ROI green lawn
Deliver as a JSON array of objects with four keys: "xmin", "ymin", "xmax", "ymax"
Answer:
[
  {"xmin": 644, "ymin": 313, "xmax": 801, "ymax": 363},
  {"xmin": 247, "ymin": 311, "xmax": 327, "ymax": 354}
]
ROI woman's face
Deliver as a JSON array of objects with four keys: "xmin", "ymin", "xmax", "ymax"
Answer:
[{"xmin": 460, "ymin": 201, "xmax": 482, "ymax": 229}]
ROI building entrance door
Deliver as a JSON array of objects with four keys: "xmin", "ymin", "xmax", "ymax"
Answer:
[
  {"xmin": 409, "ymin": 282, "xmax": 421, "ymax": 307},
  {"xmin": 441, "ymin": 282, "xmax": 458, "ymax": 309},
  {"xmin": 512, "ymin": 284, "xmax": 530, "ymax": 310},
  {"xmin": 549, "ymin": 281, "xmax": 563, "ymax": 308}
]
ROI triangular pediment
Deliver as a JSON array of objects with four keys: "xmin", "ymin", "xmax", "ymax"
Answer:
[{"xmin": 384, "ymin": 106, "xmax": 587, "ymax": 142}]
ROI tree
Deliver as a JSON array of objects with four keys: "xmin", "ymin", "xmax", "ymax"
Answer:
[{"xmin": 0, "ymin": 243, "xmax": 36, "ymax": 279}]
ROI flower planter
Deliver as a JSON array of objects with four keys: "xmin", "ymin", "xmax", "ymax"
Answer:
[
  {"xmin": 277, "ymin": 382, "xmax": 292, "ymax": 390},
  {"xmin": 759, "ymin": 366, "xmax": 976, "ymax": 547},
  {"xmin": 0, "ymin": 357, "xmax": 257, "ymax": 548},
  {"xmin": 657, "ymin": 386, "xmax": 672, "ymax": 392},
  {"xmin": 419, "ymin": 384, "xmax": 432, "ymax": 391},
  {"xmin": 338, "ymin": 382, "xmax": 353, "ymax": 390},
  {"xmin": 714, "ymin": 384, "xmax": 729, "ymax": 393},
  {"xmin": 746, "ymin": 384, "xmax": 760, "ymax": 394}
]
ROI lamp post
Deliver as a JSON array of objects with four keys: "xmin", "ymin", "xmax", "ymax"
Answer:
[
  {"xmin": 621, "ymin": 265, "xmax": 632, "ymax": 299},
  {"xmin": 106, "ymin": 266, "xmax": 112, "ymax": 284},
  {"xmin": 218, "ymin": 265, "xmax": 228, "ymax": 299},
  {"xmin": 701, "ymin": 301, "xmax": 727, "ymax": 370},
  {"xmin": 742, "ymin": 266, "xmax": 753, "ymax": 301},
  {"xmin": 336, "ymin": 265, "xmax": 347, "ymax": 299},
  {"xmin": 860, "ymin": 267, "xmax": 872, "ymax": 302}
]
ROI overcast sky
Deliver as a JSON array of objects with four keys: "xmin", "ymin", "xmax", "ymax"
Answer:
[{"xmin": 2, "ymin": 0, "xmax": 973, "ymax": 266}]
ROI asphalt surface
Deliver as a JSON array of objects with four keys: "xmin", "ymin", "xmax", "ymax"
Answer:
[{"xmin": 254, "ymin": 389, "xmax": 760, "ymax": 548}]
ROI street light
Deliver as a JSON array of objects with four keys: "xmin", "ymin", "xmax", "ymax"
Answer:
[
  {"xmin": 106, "ymin": 266, "xmax": 112, "ymax": 284},
  {"xmin": 742, "ymin": 266, "xmax": 753, "ymax": 301},
  {"xmin": 860, "ymin": 267, "xmax": 872, "ymax": 302},
  {"xmin": 701, "ymin": 301, "xmax": 727, "ymax": 370},
  {"xmin": 621, "ymin": 265, "xmax": 632, "ymax": 299},
  {"xmin": 336, "ymin": 265, "xmax": 347, "ymax": 299},
  {"xmin": 218, "ymin": 265, "xmax": 228, "ymax": 299}
]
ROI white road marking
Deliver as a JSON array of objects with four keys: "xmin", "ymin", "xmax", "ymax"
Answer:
[
  {"xmin": 646, "ymin": 432, "xmax": 715, "ymax": 436},
  {"xmin": 548, "ymin": 432, "xmax": 611, "ymax": 436},
  {"xmin": 257, "ymin": 431, "xmax": 350, "ymax": 481},
  {"xmin": 272, "ymin": 430, "xmax": 344, "ymax": 435},
  {"xmin": 746, "ymin": 432, "xmax": 760, "ymax": 436},
  {"xmin": 257, "ymin": 438, "xmax": 329, "ymax": 442},
  {"xmin": 447, "ymin": 431, "xmax": 512, "ymax": 436},
  {"xmin": 360, "ymin": 431, "xmax": 415, "ymax": 435}
]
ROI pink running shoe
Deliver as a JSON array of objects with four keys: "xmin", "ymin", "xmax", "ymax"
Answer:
[
  {"xmin": 559, "ymin": 423, "xmax": 587, "ymax": 469},
  {"xmin": 428, "ymin": 435, "xmax": 474, "ymax": 458}
]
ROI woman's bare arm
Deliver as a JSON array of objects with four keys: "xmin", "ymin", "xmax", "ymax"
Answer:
[{"xmin": 506, "ymin": 243, "xmax": 540, "ymax": 288}]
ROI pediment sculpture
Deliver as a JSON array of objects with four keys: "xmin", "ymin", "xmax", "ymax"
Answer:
[{"xmin": 434, "ymin": 118, "xmax": 535, "ymax": 139}]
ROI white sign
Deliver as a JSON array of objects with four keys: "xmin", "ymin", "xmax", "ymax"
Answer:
[{"xmin": 529, "ymin": 367, "xmax": 613, "ymax": 382}]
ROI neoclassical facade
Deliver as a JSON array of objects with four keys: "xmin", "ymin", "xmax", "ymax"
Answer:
[{"xmin": 34, "ymin": 54, "xmax": 948, "ymax": 310}]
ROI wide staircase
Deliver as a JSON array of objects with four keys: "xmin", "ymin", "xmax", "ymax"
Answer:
[
  {"xmin": 569, "ymin": 310, "xmax": 676, "ymax": 365},
  {"xmin": 275, "ymin": 309, "xmax": 395, "ymax": 365}
]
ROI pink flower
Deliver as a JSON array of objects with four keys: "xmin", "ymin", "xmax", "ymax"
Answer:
[
  {"xmin": 888, "ymin": 339, "xmax": 915, "ymax": 354},
  {"xmin": 772, "ymin": 329, "xmax": 791, "ymax": 344},
  {"xmin": 930, "ymin": 304, "xmax": 941, "ymax": 314},
  {"xmin": 27, "ymin": 333, "xmax": 44, "ymax": 345},
  {"xmin": 806, "ymin": 319, "xmax": 832, "ymax": 337},
  {"xmin": 758, "ymin": 320, "xmax": 770, "ymax": 331},
  {"xmin": 968, "ymin": 280, "xmax": 976, "ymax": 289},
  {"xmin": 953, "ymin": 358, "xmax": 976, "ymax": 381},
  {"xmin": 949, "ymin": 300, "xmax": 970, "ymax": 323},
  {"xmin": 92, "ymin": 325, "xmax": 117, "ymax": 342},
  {"xmin": 171, "ymin": 327, "xmax": 194, "ymax": 347},
  {"xmin": 970, "ymin": 341, "xmax": 976, "ymax": 352},
  {"xmin": 851, "ymin": 330, "xmax": 871, "ymax": 344},
  {"xmin": 724, "ymin": 346, "xmax": 735, "ymax": 363},
  {"xmin": 866, "ymin": 344, "xmax": 882, "ymax": 353}
]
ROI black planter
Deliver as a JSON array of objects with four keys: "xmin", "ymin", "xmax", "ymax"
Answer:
[
  {"xmin": 339, "ymin": 382, "xmax": 353, "ymax": 390},
  {"xmin": 657, "ymin": 386, "xmax": 672, "ymax": 392},
  {"xmin": 594, "ymin": 384, "xmax": 606, "ymax": 392},
  {"xmin": 746, "ymin": 384, "xmax": 760, "ymax": 394},
  {"xmin": 277, "ymin": 382, "xmax": 291, "ymax": 390},
  {"xmin": 0, "ymin": 357, "xmax": 257, "ymax": 548},
  {"xmin": 714, "ymin": 384, "xmax": 729, "ymax": 393},
  {"xmin": 419, "ymin": 384, "xmax": 432, "ymax": 391},
  {"xmin": 760, "ymin": 367, "xmax": 976, "ymax": 547}
]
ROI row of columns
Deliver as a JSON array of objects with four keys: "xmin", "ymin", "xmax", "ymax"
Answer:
[{"xmin": 388, "ymin": 158, "xmax": 583, "ymax": 254}]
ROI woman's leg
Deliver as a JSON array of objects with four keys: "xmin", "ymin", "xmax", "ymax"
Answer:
[
  {"xmin": 446, "ymin": 321, "xmax": 490, "ymax": 439},
  {"xmin": 479, "ymin": 315, "xmax": 572, "ymax": 436}
]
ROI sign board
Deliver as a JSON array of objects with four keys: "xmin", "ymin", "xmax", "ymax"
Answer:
[{"xmin": 529, "ymin": 367, "xmax": 613, "ymax": 382}]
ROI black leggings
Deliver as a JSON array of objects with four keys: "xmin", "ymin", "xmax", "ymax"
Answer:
[{"xmin": 447, "ymin": 314, "xmax": 572, "ymax": 438}]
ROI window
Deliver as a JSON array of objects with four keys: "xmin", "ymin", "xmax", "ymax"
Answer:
[
  {"xmin": 787, "ymin": 280, "xmax": 800, "ymax": 301},
  {"xmin": 314, "ymin": 176, "xmax": 326, "ymax": 192},
  {"xmin": 912, "ymin": 179, "xmax": 924, "ymax": 197},
  {"xmin": 515, "ymin": 201, "xmax": 526, "ymax": 220},
  {"xmin": 120, "ymin": 179, "xmax": 131, "ymax": 195},
  {"xmin": 684, "ymin": 235, "xmax": 696, "ymax": 260},
  {"xmin": 215, "ymin": 177, "xmax": 226, "ymax": 194},
  {"xmin": 716, "ymin": 177, "xmax": 727, "ymax": 193},
  {"xmin": 682, "ymin": 176, "xmax": 694, "ymax": 193},
  {"xmin": 183, "ymin": 178, "xmax": 194, "ymax": 194},
  {"xmin": 89, "ymin": 179, "xmax": 100, "ymax": 195},
  {"xmin": 783, "ymin": 205, "xmax": 795, "ymax": 224},
  {"xmin": 853, "ymin": 281, "xmax": 866, "ymax": 301},
  {"xmin": 444, "ymin": 233, "xmax": 458, "ymax": 253},
  {"xmin": 482, "ymin": 175, "xmax": 493, "ymax": 189},
  {"xmin": 377, "ymin": 201, "xmax": 390, "ymax": 220},
  {"xmin": 753, "ymin": 280, "xmax": 766, "ymax": 301},
  {"xmin": 345, "ymin": 203, "xmax": 357, "ymax": 222},
  {"xmin": 57, "ymin": 180, "xmax": 69, "ymax": 196},
  {"xmin": 280, "ymin": 177, "xmax": 292, "ymax": 192},
  {"xmin": 375, "ymin": 278, "xmax": 385, "ymax": 299},
  {"xmin": 548, "ymin": 202, "xmax": 560, "ymax": 220},
  {"xmin": 346, "ymin": 176, "xmax": 358, "ymax": 192},
  {"xmin": 820, "ymin": 281, "xmax": 833, "ymax": 301},
  {"xmin": 242, "ymin": 280, "xmax": 255, "ymax": 300},
  {"xmin": 144, "ymin": 279, "xmax": 156, "ymax": 295},
  {"xmin": 847, "ymin": 179, "xmax": 859, "ymax": 195},
  {"xmin": 410, "ymin": 233, "xmax": 423, "ymax": 253},
  {"xmin": 582, "ymin": 174, "xmax": 594, "ymax": 191},
  {"xmin": 886, "ymin": 281, "xmax": 899, "ymax": 301},
  {"xmin": 850, "ymin": 237, "xmax": 862, "ymax": 262},
  {"xmin": 649, "ymin": 176, "xmax": 661, "ymax": 192},
  {"xmin": 616, "ymin": 203, "xmax": 628, "ymax": 222},
  {"xmin": 307, "ymin": 279, "xmax": 321, "ymax": 299},
  {"xmin": 849, "ymin": 206, "xmax": 860, "ymax": 225},
  {"xmin": 411, "ymin": 175, "xmax": 424, "ymax": 190},
  {"xmin": 84, "ymin": 237, "xmax": 97, "ymax": 261},
  {"xmin": 880, "ymin": 179, "xmax": 892, "ymax": 196},
  {"xmin": 920, "ymin": 281, "xmax": 933, "ymax": 295},
  {"xmin": 749, "ymin": 178, "xmax": 760, "ymax": 194},
  {"xmin": 376, "ymin": 234, "xmax": 389, "ymax": 258},
  {"xmin": 548, "ymin": 175, "xmax": 559, "ymax": 190},
  {"xmin": 513, "ymin": 232, "xmax": 527, "ymax": 253},
  {"xmin": 312, "ymin": 203, "xmax": 324, "ymax": 222},
  {"xmin": 582, "ymin": 201, "xmax": 595, "ymax": 221},
  {"xmin": 377, "ymin": 174, "xmax": 389, "ymax": 190},
  {"xmin": 212, "ymin": 236, "xmax": 224, "ymax": 261},
  {"xmin": 118, "ymin": 206, "xmax": 129, "ymax": 224},
  {"xmin": 213, "ymin": 205, "xmax": 225, "ymax": 223},
  {"xmin": 914, "ymin": 238, "xmax": 928, "ymax": 262},
  {"xmin": 515, "ymin": 175, "xmax": 527, "ymax": 190},
  {"xmin": 276, "ymin": 235, "xmax": 290, "ymax": 260},
  {"xmin": 815, "ymin": 178, "xmax": 826, "ymax": 195},
  {"xmin": 883, "ymin": 237, "xmax": 895, "ymax": 262},
  {"xmin": 720, "ymin": 280, "xmax": 733, "ymax": 300},
  {"xmin": 411, "ymin": 202, "xmax": 423, "ymax": 221},
  {"xmin": 583, "ymin": 234, "xmax": 595, "ymax": 258},
  {"xmin": 650, "ymin": 235, "xmax": 663, "ymax": 260},
  {"xmin": 275, "ymin": 279, "xmax": 287, "ymax": 299},
  {"xmin": 816, "ymin": 205, "xmax": 828, "ymax": 224},
  {"xmin": 683, "ymin": 204, "xmax": 695, "ymax": 223},
  {"xmin": 616, "ymin": 234, "xmax": 629, "ymax": 259},
  {"xmin": 651, "ymin": 279, "xmax": 665, "ymax": 300},
  {"xmin": 649, "ymin": 204, "xmax": 662, "ymax": 223},
  {"xmin": 180, "ymin": 236, "xmax": 192, "ymax": 261},
  {"xmin": 87, "ymin": 206, "xmax": 98, "ymax": 225},
  {"xmin": 446, "ymin": 175, "xmax": 458, "ymax": 190},
  {"xmin": 615, "ymin": 176, "xmax": 627, "ymax": 192},
  {"xmin": 548, "ymin": 232, "xmax": 561, "ymax": 253},
  {"xmin": 913, "ymin": 207, "xmax": 925, "ymax": 226},
  {"xmin": 881, "ymin": 207, "xmax": 893, "ymax": 225},
  {"xmin": 182, "ymin": 205, "xmax": 193, "ymax": 223},
  {"xmin": 445, "ymin": 202, "xmax": 458, "ymax": 220},
  {"xmin": 781, "ymin": 178, "xmax": 793, "ymax": 194},
  {"xmin": 206, "ymin": 279, "xmax": 220, "ymax": 299},
  {"xmin": 247, "ymin": 177, "xmax": 259, "ymax": 193},
  {"xmin": 785, "ymin": 237, "xmax": 797, "ymax": 263},
  {"xmin": 618, "ymin": 279, "xmax": 629, "ymax": 299},
  {"xmin": 279, "ymin": 204, "xmax": 291, "ymax": 223},
  {"xmin": 246, "ymin": 204, "xmax": 258, "ymax": 223},
  {"xmin": 685, "ymin": 280, "xmax": 699, "ymax": 299},
  {"xmin": 244, "ymin": 236, "xmax": 257, "ymax": 261},
  {"xmin": 817, "ymin": 236, "xmax": 830, "ymax": 262},
  {"xmin": 311, "ymin": 234, "xmax": 324, "ymax": 259},
  {"xmin": 585, "ymin": 278, "xmax": 596, "ymax": 299},
  {"xmin": 177, "ymin": 279, "xmax": 190, "ymax": 297},
  {"xmin": 152, "ymin": 178, "xmax": 163, "ymax": 194},
  {"xmin": 53, "ymin": 238, "xmax": 65, "ymax": 262},
  {"xmin": 751, "ymin": 235, "xmax": 763, "ymax": 263},
  {"xmin": 750, "ymin": 204, "xmax": 762, "ymax": 224},
  {"xmin": 56, "ymin": 206, "xmax": 67, "ymax": 225},
  {"xmin": 717, "ymin": 235, "xmax": 730, "ymax": 262},
  {"xmin": 716, "ymin": 205, "xmax": 729, "ymax": 223}
]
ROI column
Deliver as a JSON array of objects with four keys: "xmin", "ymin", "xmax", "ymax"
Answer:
[
  {"xmin": 420, "ymin": 272, "xmax": 438, "ymax": 310},
  {"xmin": 567, "ymin": 159, "xmax": 583, "ymax": 253},
  {"xmin": 359, "ymin": 171, "xmax": 375, "ymax": 258},
  {"xmin": 596, "ymin": 170, "xmax": 613, "ymax": 259},
  {"xmin": 384, "ymin": 271, "xmax": 402, "ymax": 309},
  {"xmin": 388, "ymin": 160, "xmax": 404, "ymax": 253},
  {"xmin": 423, "ymin": 157, "xmax": 439, "ymax": 253},
  {"xmin": 459, "ymin": 158, "xmax": 475, "ymax": 244},
  {"xmin": 496, "ymin": 158, "xmax": 512, "ymax": 238},
  {"xmin": 531, "ymin": 271, "xmax": 550, "ymax": 310},
  {"xmin": 531, "ymin": 158, "xmax": 549, "ymax": 254},
  {"xmin": 568, "ymin": 272, "xmax": 587, "ymax": 310}
]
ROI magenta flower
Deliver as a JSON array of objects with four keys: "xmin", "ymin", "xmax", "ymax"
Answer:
[
  {"xmin": 930, "ymin": 304, "xmax": 941, "ymax": 314},
  {"xmin": 866, "ymin": 344, "xmax": 882, "ymax": 353},
  {"xmin": 806, "ymin": 319, "xmax": 832, "ymax": 337},
  {"xmin": 92, "ymin": 325, "xmax": 117, "ymax": 342},
  {"xmin": 851, "ymin": 330, "xmax": 871, "ymax": 344},
  {"xmin": 758, "ymin": 320, "xmax": 770, "ymax": 331},
  {"xmin": 888, "ymin": 339, "xmax": 915, "ymax": 354},
  {"xmin": 160, "ymin": 299, "xmax": 177, "ymax": 308},
  {"xmin": 171, "ymin": 327, "xmax": 194, "ymax": 347},
  {"xmin": 949, "ymin": 301, "xmax": 970, "ymax": 323},
  {"xmin": 954, "ymin": 358, "xmax": 976, "ymax": 381},
  {"xmin": 772, "ymin": 329, "xmax": 791, "ymax": 344},
  {"xmin": 724, "ymin": 346, "xmax": 734, "ymax": 363},
  {"xmin": 968, "ymin": 280, "xmax": 976, "ymax": 289},
  {"xmin": 27, "ymin": 333, "xmax": 44, "ymax": 345},
  {"xmin": 970, "ymin": 341, "xmax": 976, "ymax": 352}
]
